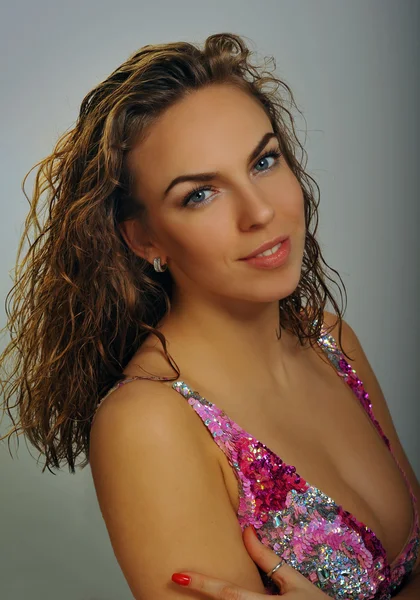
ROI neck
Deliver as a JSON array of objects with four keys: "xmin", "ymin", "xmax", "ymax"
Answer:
[{"xmin": 159, "ymin": 290, "xmax": 306, "ymax": 389}]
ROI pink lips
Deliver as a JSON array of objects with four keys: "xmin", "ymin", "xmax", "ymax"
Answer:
[
  {"xmin": 240, "ymin": 235, "xmax": 289, "ymax": 260},
  {"xmin": 240, "ymin": 237, "xmax": 291, "ymax": 269}
]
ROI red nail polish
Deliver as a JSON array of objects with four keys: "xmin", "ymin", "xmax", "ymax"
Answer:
[
  {"xmin": 249, "ymin": 525, "xmax": 258, "ymax": 536},
  {"xmin": 172, "ymin": 573, "xmax": 191, "ymax": 586}
]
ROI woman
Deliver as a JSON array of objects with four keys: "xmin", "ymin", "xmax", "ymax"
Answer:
[{"xmin": 1, "ymin": 33, "xmax": 419, "ymax": 599}]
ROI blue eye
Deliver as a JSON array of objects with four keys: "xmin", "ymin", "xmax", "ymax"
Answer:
[
  {"xmin": 181, "ymin": 148, "xmax": 282, "ymax": 209},
  {"xmin": 254, "ymin": 151, "xmax": 279, "ymax": 172},
  {"xmin": 183, "ymin": 187, "xmax": 215, "ymax": 208}
]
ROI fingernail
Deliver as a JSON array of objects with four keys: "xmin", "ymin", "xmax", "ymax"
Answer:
[
  {"xmin": 249, "ymin": 525, "xmax": 258, "ymax": 537},
  {"xmin": 172, "ymin": 573, "xmax": 191, "ymax": 586}
]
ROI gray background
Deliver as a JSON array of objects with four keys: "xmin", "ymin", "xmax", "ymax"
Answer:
[{"xmin": 1, "ymin": 1, "xmax": 419, "ymax": 598}]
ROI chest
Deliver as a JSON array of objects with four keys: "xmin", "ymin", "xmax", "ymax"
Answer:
[{"xmin": 206, "ymin": 347, "xmax": 413, "ymax": 567}]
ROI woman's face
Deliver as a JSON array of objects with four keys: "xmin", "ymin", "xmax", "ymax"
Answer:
[{"xmin": 124, "ymin": 83, "xmax": 306, "ymax": 306}]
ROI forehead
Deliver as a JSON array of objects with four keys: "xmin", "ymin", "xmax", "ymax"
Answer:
[{"xmin": 127, "ymin": 84, "xmax": 271, "ymax": 192}]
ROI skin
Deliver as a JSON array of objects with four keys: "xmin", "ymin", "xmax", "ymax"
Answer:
[
  {"xmin": 121, "ymin": 82, "xmax": 307, "ymax": 391},
  {"xmin": 100, "ymin": 82, "xmax": 420, "ymax": 598}
]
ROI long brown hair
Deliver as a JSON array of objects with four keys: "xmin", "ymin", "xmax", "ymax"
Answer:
[{"xmin": 0, "ymin": 32, "xmax": 348, "ymax": 474}]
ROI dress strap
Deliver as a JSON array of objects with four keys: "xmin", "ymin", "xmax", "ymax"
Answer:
[
  {"xmin": 315, "ymin": 323, "xmax": 393, "ymax": 450},
  {"xmin": 170, "ymin": 381, "xmax": 239, "ymax": 458}
]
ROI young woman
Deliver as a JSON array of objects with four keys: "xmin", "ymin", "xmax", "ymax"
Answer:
[{"xmin": 1, "ymin": 33, "xmax": 419, "ymax": 599}]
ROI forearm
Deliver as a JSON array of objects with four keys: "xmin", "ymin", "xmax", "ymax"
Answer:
[{"xmin": 393, "ymin": 569, "xmax": 420, "ymax": 598}]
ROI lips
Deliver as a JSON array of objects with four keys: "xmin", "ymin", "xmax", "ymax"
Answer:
[{"xmin": 240, "ymin": 235, "xmax": 289, "ymax": 260}]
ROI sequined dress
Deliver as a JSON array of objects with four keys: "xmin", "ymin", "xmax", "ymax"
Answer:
[{"xmin": 94, "ymin": 320, "xmax": 419, "ymax": 599}]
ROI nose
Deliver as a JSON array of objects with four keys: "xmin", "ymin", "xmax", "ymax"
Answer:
[{"xmin": 235, "ymin": 181, "xmax": 275, "ymax": 231}]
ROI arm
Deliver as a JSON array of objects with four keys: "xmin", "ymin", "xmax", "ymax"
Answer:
[
  {"xmin": 324, "ymin": 311, "xmax": 420, "ymax": 593},
  {"xmin": 89, "ymin": 379, "xmax": 267, "ymax": 599}
]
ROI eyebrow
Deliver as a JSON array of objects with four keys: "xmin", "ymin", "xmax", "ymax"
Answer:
[{"xmin": 162, "ymin": 131, "xmax": 279, "ymax": 198}]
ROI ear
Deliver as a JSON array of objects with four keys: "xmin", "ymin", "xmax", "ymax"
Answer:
[{"xmin": 118, "ymin": 219, "xmax": 164, "ymax": 265}]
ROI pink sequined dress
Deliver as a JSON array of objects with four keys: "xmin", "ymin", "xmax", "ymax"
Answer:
[{"xmin": 94, "ymin": 319, "xmax": 419, "ymax": 599}]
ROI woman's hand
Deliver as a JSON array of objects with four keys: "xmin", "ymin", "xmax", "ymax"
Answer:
[{"xmin": 171, "ymin": 525, "xmax": 332, "ymax": 598}]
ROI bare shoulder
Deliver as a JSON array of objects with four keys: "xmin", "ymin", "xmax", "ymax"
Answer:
[
  {"xmin": 90, "ymin": 378, "xmax": 206, "ymax": 449},
  {"xmin": 90, "ymin": 377, "xmax": 221, "ymax": 465},
  {"xmin": 89, "ymin": 378, "xmax": 268, "ymax": 598}
]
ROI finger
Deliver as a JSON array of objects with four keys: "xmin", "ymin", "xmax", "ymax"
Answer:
[
  {"xmin": 242, "ymin": 525, "xmax": 303, "ymax": 593},
  {"xmin": 171, "ymin": 570, "xmax": 261, "ymax": 599}
]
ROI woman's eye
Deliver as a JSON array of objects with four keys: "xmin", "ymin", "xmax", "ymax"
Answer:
[
  {"xmin": 255, "ymin": 153, "xmax": 278, "ymax": 172},
  {"xmin": 181, "ymin": 149, "xmax": 281, "ymax": 209},
  {"xmin": 182, "ymin": 187, "xmax": 216, "ymax": 209}
]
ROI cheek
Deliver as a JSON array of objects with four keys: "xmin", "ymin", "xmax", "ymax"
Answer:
[
  {"xmin": 280, "ymin": 176, "xmax": 305, "ymax": 219},
  {"xmin": 167, "ymin": 222, "xmax": 230, "ymax": 266}
]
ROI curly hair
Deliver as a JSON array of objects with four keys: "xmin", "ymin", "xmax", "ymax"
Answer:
[{"xmin": 0, "ymin": 32, "xmax": 348, "ymax": 474}]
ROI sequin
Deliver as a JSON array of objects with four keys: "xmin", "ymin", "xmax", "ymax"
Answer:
[{"xmin": 94, "ymin": 317, "xmax": 419, "ymax": 599}]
